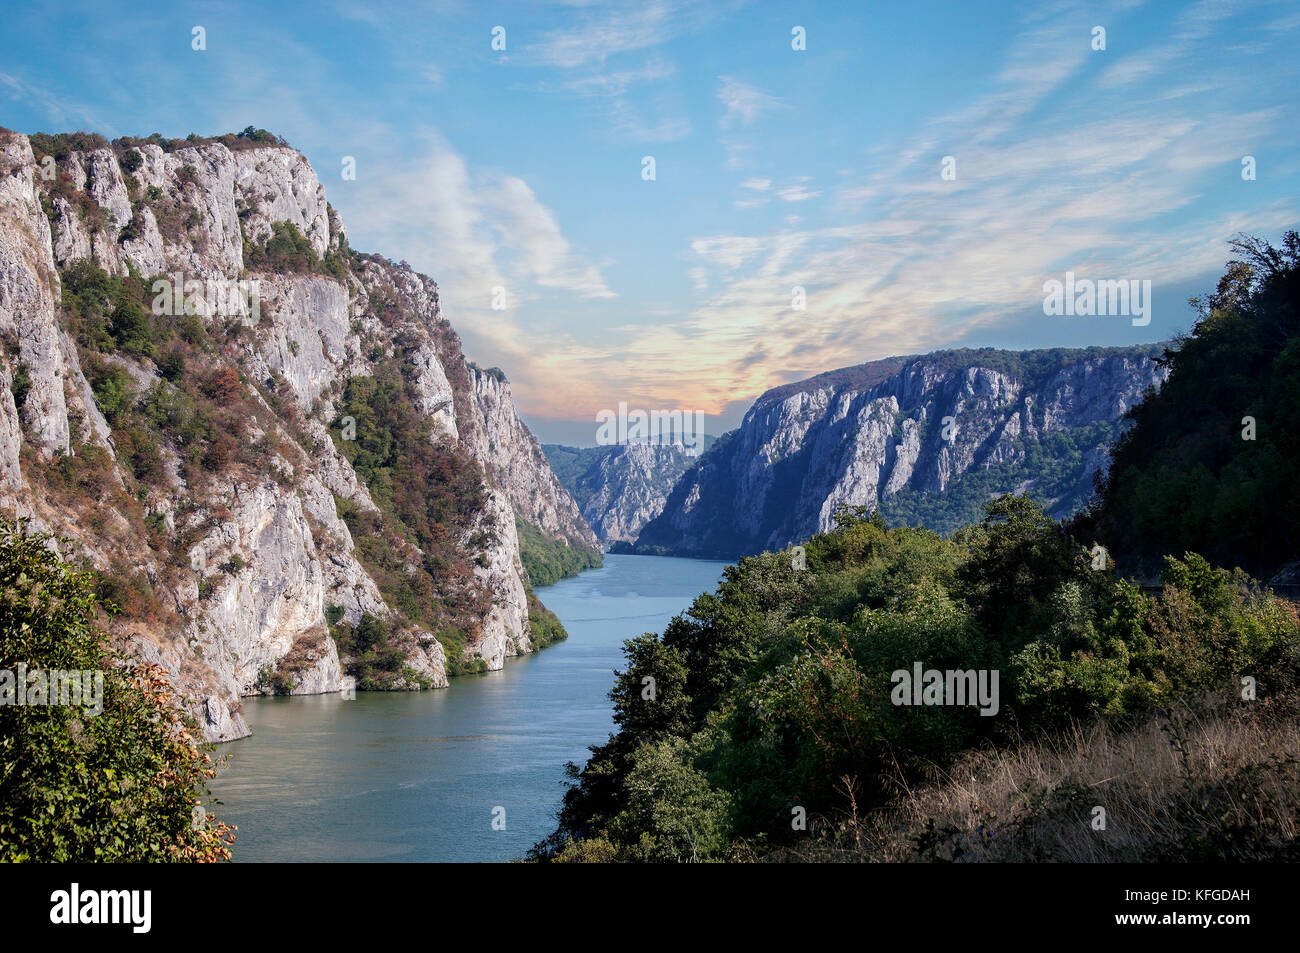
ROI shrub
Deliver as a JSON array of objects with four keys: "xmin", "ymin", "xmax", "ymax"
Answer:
[
  {"xmin": 203, "ymin": 367, "xmax": 242, "ymax": 405},
  {"xmin": 86, "ymin": 358, "xmax": 134, "ymax": 424},
  {"xmin": 0, "ymin": 520, "xmax": 234, "ymax": 861},
  {"xmin": 244, "ymin": 221, "xmax": 320, "ymax": 274},
  {"xmin": 331, "ymin": 613, "xmax": 412, "ymax": 689},
  {"xmin": 534, "ymin": 495, "xmax": 1300, "ymax": 862},
  {"xmin": 9, "ymin": 364, "xmax": 30, "ymax": 409}
]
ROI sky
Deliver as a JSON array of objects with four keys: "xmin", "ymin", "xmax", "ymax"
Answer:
[{"xmin": 2, "ymin": 0, "xmax": 1298, "ymax": 445}]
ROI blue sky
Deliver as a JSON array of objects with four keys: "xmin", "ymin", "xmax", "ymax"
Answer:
[{"xmin": 2, "ymin": 0, "xmax": 1298, "ymax": 444}]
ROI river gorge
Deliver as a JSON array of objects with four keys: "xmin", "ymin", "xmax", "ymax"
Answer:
[{"xmin": 207, "ymin": 555, "xmax": 728, "ymax": 862}]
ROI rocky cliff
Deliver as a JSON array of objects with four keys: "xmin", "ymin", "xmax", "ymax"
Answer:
[
  {"xmin": 544, "ymin": 441, "xmax": 702, "ymax": 544},
  {"xmin": 470, "ymin": 366, "xmax": 599, "ymax": 551},
  {"xmin": 0, "ymin": 127, "xmax": 598, "ymax": 741},
  {"xmin": 635, "ymin": 347, "xmax": 1168, "ymax": 558}
]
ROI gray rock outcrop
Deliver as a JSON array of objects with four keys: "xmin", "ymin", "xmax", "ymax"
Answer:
[{"xmin": 0, "ymin": 129, "xmax": 597, "ymax": 740}]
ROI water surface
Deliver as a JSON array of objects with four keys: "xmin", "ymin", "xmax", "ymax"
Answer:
[{"xmin": 207, "ymin": 553, "xmax": 728, "ymax": 862}]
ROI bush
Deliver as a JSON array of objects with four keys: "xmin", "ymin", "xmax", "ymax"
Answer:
[
  {"xmin": 533, "ymin": 496, "xmax": 1300, "ymax": 862},
  {"xmin": 329, "ymin": 361, "xmax": 493, "ymax": 640},
  {"xmin": 59, "ymin": 259, "xmax": 156, "ymax": 357},
  {"xmin": 9, "ymin": 364, "xmax": 30, "ymax": 409},
  {"xmin": 331, "ymin": 613, "xmax": 412, "ymax": 689},
  {"xmin": 0, "ymin": 520, "xmax": 234, "ymax": 861},
  {"xmin": 203, "ymin": 367, "xmax": 242, "ymax": 405},
  {"xmin": 244, "ymin": 221, "xmax": 320, "ymax": 275},
  {"xmin": 85, "ymin": 358, "xmax": 134, "ymax": 424},
  {"xmin": 526, "ymin": 589, "xmax": 569, "ymax": 650}
]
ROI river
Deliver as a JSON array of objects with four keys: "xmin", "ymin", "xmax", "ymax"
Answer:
[{"xmin": 206, "ymin": 553, "xmax": 729, "ymax": 862}]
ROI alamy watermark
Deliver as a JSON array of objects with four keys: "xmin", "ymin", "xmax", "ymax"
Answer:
[
  {"xmin": 50, "ymin": 883, "xmax": 150, "ymax": 933},
  {"xmin": 595, "ymin": 402, "xmax": 707, "ymax": 457},
  {"xmin": 0, "ymin": 665, "xmax": 104, "ymax": 716},
  {"xmin": 152, "ymin": 273, "xmax": 261, "ymax": 322},
  {"xmin": 890, "ymin": 663, "xmax": 999, "ymax": 716},
  {"xmin": 1042, "ymin": 272, "xmax": 1151, "ymax": 326}
]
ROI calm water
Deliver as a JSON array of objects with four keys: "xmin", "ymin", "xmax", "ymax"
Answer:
[{"xmin": 207, "ymin": 553, "xmax": 728, "ymax": 862}]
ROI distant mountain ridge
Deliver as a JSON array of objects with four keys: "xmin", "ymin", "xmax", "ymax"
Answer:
[
  {"xmin": 544, "ymin": 437, "xmax": 716, "ymax": 544},
  {"xmin": 633, "ymin": 345, "xmax": 1168, "ymax": 559}
]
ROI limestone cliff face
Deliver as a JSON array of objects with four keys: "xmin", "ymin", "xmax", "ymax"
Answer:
[
  {"xmin": 467, "ymin": 366, "xmax": 599, "ymax": 551},
  {"xmin": 636, "ymin": 348, "xmax": 1168, "ymax": 558},
  {"xmin": 0, "ymin": 129, "xmax": 595, "ymax": 740},
  {"xmin": 544, "ymin": 442, "xmax": 695, "ymax": 544}
]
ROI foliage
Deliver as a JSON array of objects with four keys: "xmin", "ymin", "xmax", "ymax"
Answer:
[
  {"xmin": 879, "ymin": 420, "xmax": 1125, "ymax": 534},
  {"xmin": 329, "ymin": 613, "xmax": 417, "ymax": 691},
  {"xmin": 9, "ymin": 364, "xmax": 30, "ymax": 409},
  {"xmin": 533, "ymin": 496, "xmax": 1299, "ymax": 862},
  {"xmin": 329, "ymin": 361, "xmax": 496, "ymax": 676},
  {"xmin": 1078, "ymin": 231, "xmax": 1300, "ymax": 579},
  {"xmin": 515, "ymin": 517, "xmax": 601, "ymax": 587},
  {"xmin": 243, "ymin": 221, "xmax": 320, "ymax": 275},
  {"xmin": 21, "ymin": 261, "xmax": 306, "ymax": 637},
  {"xmin": 59, "ymin": 259, "xmax": 156, "ymax": 357},
  {"xmin": 526, "ymin": 588, "xmax": 569, "ymax": 651},
  {"xmin": 27, "ymin": 131, "xmax": 111, "ymax": 159},
  {"xmin": 0, "ymin": 520, "xmax": 234, "ymax": 861},
  {"xmin": 55, "ymin": 262, "xmax": 271, "ymax": 498},
  {"xmin": 536, "ymin": 238, "xmax": 1300, "ymax": 861},
  {"xmin": 110, "ymin": 127, "xmax": 291, "ymax": 155}
]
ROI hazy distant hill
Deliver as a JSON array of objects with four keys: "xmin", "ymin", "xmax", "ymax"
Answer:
[{"xmin": 544, "ymin": 437, "xmax": 716, "ymax": 543}]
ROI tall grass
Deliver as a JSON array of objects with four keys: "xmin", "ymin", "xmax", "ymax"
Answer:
[{"xmin": 788, "ymin": 690, "xmax": 1300, "ymax": 862}]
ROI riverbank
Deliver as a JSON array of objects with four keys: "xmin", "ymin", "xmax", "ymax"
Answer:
[{"xmin": 206, "ymin": 554, "xmax": 728, "ymax": 861}]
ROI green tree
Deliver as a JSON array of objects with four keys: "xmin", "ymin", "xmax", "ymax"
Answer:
[
  {"xmin": 1080, "ymin": 231, "xmax": 1300, "ymax": 578},
  {"xmin": 959, "ymin": 494, "xmax": 1098, "ymax": 650},
  {"xmin": 0, "ymin": 521, "xmax": 234, "ymax": 861}
]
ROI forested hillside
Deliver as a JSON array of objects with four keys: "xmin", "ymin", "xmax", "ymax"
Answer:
[
  {"xmin": 1076, "ymin": 232, "xmax": 1300, "ymax": 582},
  {"xmin": 533, "ymin": 233, "xmax": 1300, "ymax": 863}
]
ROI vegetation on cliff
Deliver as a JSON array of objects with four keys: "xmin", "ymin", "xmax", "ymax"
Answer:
[
  {"xmin": 24, "ymin": 259, "xmax": 305, "ymax": 628},
  {"xmin": 516, "ymin": 517, "xmax": 602, "ymax": 588},
  {"xmin": 1076, "ymin": 231, "xmax": 1300, "ymax": 581},
  {"xmin": 330, "ymin": 358, "xmax": 495, "ymax": 676}
]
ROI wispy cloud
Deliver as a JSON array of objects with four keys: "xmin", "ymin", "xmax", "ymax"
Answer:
[
  {"xmin": 775, "ymin": 179, "xmax": 821, "ymax": 203},
  {"xmin": 717, "ymin": 76, "xmax": 783, "ymax": 127},
  {"xmin": 12, "ymin": 0, "xmax": 1291, "ymax": 430},
  {"xmin": 536, "ymin": 29, "xmax": 692, "ymax": 141},
  {"xmin": 530, "ymin": 0, "xmax": 734, "ymax": 70},
  {"xmin": 346, "ymin": 130, "xmax": 613, "ymax": 345},
  {"xmin": 487, "ymin": 176, "xmax": 616, "ymax": 299},
  {"xmin": 505, "ymin": 0, "xmax": 1298, "ymax": 421},
  {"xmin": 533, "ymin": 1, "xmax": 679, "ymax": 68},
  {"xmin": 0, "ymin": 70, "xmax": 114, "ymax": 135}
]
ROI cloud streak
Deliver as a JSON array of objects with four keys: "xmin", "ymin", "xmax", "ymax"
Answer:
[
  {"xmin": 345, "ymin": 130, "xmax": 614, "ymax": 361},
  {"xmin": 504, "ymin": 0, "xmax": 1298, "ymax": 422},
  {"xmin": 717, "ymin": 76, "xmax": 784, "ymax": 127}
]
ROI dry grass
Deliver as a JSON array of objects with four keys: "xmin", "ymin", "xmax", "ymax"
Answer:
[{"xmin": 786, "ymin": 692, "xmax": 1300, "ymax": 862}]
